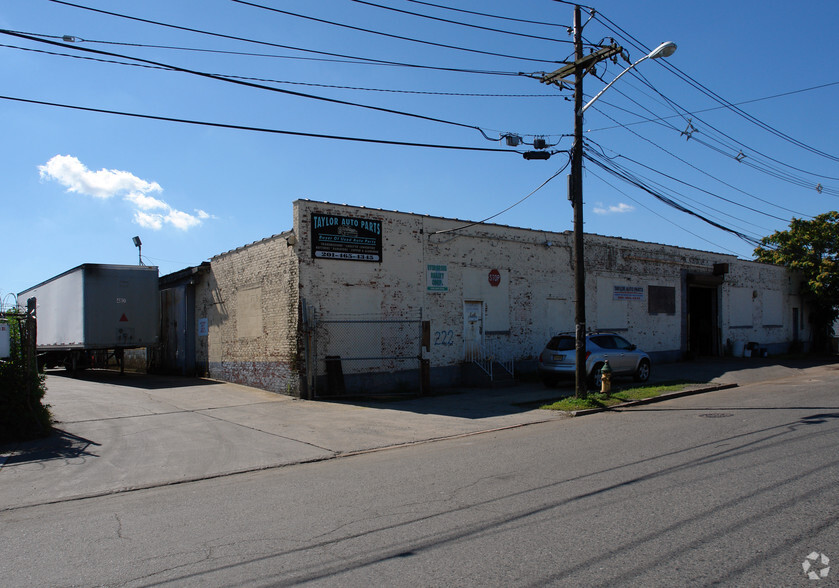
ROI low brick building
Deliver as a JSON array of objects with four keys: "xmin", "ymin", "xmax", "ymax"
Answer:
[{"xmin": 158, "ymin": 200, "xmax": 809, "ymax": 397}]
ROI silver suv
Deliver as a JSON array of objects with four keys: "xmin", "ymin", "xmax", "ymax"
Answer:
[{"xmin": 537, "ymin": 332, "xmax": 651, "ymax": 388}]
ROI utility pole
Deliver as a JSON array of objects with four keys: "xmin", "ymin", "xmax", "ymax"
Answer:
[
  {"xmin": 571, "ymin": 5, "xmax": 587, "ymax": 398},
  {"xmin": 537, "ymin": 7, "xmax": 620, "ymax": 399},
  {"xmin": 537, "ymin": 6, "xmax": 672, "ymax": 398}
]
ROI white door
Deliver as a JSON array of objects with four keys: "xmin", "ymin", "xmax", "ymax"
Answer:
[{"xmin": 463, "ymin": 301, "xmax": 483, "ymax": 360}]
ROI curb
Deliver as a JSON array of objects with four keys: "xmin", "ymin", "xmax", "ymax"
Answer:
[{"xmin": 569, "ymin": 383, "xmax": 739, "ymax": 417}]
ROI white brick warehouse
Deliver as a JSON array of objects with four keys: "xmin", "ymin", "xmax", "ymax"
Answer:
[{"xmin": 161, "ymin": 200, "xmax": 809, "ymax": 397}]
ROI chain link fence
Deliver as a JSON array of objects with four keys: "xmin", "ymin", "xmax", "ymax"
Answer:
[{"xmin": 311, "ymin": 310, "xmax": 424, "ymax": 397}]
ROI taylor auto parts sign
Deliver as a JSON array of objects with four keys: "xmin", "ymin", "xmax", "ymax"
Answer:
[{"xmin": 311, "ymin": 213, "xmax": 383, "ymax": 262}]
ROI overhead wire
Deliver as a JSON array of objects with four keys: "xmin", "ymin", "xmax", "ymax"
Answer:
[
  {"xmin": 0, "ymin": 40, "xmax": 562, "ymax": 98},
  {"xmin": 586, "ymin": 80, "xmax": 839, "ymax": 133},
  {"xmin": 584, "ymin": 146, "xmax": 763, "ymax": 246},
  {"xmin": 0, "ymin": 94, "xmax": 520, "ymax": 153},
  {"xmin": 585, "ymin": 101, "xmax": 816, "ymax": 219},
  {"xmin": 592, "ymin": 10, "xmax": 839, "ymax": 167},
  {"xmin": 406, "ymin": 0, "xmax": 571, "ymax": 29},
  {"xmin": 21, "ymin": 0, "xmax": 828, "ymax": 246},
  {"xmin": 0, "ymin": 30, "xmax": 516, "ymax": 143},
  {"xmin": 587, "ymin": 63, "xmax": 839, "ymax": 195},
  {"xmin": 230, "ymin": 0, "xmax": 566, "ymax": 64},
  {"xmin": 14, "ymin": 30, "xmax": 525, "ymax": 77},
  {"xmin": 583, "ymin": 18, "xmax": 839, "ymax": 198},
  {"xmin": 433, "ymin": 153, "xmax": 572, "ymax": 235},
  {"xmin": 45, "ymin": 0, "xmax": 564, "ymax": 75},
  {"xmin": 348, "ymin": 0, "xmax": 573, "ymax": 44},
  {"xmin": 628, "ymin": 67, "xmax": 839, "ymax": 184},
  {"xmin": 584, "ymin": 140, "xmax": 777, "ymax": 235},
  {"xmin": 585, "ymin": 166, "xmax": 746, "ymax": 256}
]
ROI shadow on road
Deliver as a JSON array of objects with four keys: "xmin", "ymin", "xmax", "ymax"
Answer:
[
  {"xmin": 333, "ymin": 357, "xmax": 839, "ymax": 419},
  {"xmin": 45, "ymin": 368, "xmax": 221, "ymax": 390},
  {"xmin": 1, "ymin": 429, "xmax": 101, "ymax": 466}
]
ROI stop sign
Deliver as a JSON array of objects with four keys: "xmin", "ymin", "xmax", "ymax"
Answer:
[{"xmin": 488, "ymin": 269, "xmax": 501, "ymax": 287}]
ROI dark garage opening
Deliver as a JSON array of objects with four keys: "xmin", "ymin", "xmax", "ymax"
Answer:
[{"xmin": 688, "ymin": 285, "xmax": 718, "ymax": 356}]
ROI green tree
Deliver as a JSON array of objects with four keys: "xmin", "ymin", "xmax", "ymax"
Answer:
[
  {"xmin": 0, "ymin": 311, "xmax": 51, "ymax": 443},
  {"xmin": 754, "ymin": 211, "xmax": 839, "ymax": 353}
]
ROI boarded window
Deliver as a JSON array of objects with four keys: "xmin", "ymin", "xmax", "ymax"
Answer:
[
  {"xmin": 237, "ymin": 287, "xmax": 263, "ymax": 339},
  {"xmin": 648, "ymin": 286, "xmax": 676, "ymax": 315},
  {"xmin": 729, "ymin": 287, "xmax": 754, "ymax": 328},
  {"xmin": 763, "ymin": 290, "xmax": 783, "ymax": 326}
]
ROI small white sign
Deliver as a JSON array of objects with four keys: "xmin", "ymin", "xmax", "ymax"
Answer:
[
  {"xmin": 613, "ymin": 285, "xmax": 644, "ymax": 301},
  {"xmin": 427, "ymin": 264, "xmax": 448, "ymax": 292},
  {"xmin": 0, "ymin": 322, "xmax": 9, "ymax": 358}
]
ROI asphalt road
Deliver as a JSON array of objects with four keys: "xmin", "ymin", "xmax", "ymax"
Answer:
[{"xmin": 2, "ymin": 362, "xmax": 838, "ymax": 586}]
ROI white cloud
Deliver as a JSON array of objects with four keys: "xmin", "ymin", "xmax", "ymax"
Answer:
[
  {"xmin": 593, "ymin": 202, "xmax": 635, "ymax": 215},
  {"xmin": 134, "ymin": 210, "xmax": 164, "ymax": 230},
  {"xmin": 125, "ymin": 191, "xmax": 168, "ymax": 211},
  {"xmin": 39, "ymin": 154, "xmax": 210, "ymax": 231},
  {"xmin": 166, "ymin": 209, "xmax": 202, "ymax": 230},
  {"xmin": 39, "ymin": 154, "xmax": 161, "ymax": 199}
]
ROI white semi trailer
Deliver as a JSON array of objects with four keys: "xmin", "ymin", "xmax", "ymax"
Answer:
[{"xmin": 18, "ymin": 264, "xmax": 160, "ymax": 372}]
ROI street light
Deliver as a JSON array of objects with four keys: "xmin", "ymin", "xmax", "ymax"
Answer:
[
  {"xmin": 581, "ymin": 42, "xmax": 677, "ymax": 114},
  {"xmin": 558, "ymin": 7, "xmax": 676, "ymax": 398}
]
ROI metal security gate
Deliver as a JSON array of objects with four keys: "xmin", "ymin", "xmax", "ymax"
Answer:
[{"xmin": 310, "ymin": 309, "xmax": 424, "ymax": 398}]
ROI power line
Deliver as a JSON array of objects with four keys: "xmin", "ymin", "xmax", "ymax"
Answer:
[
  {"xmin": 0, "ymin": 41, "xmax": 561, "ymax": 98},
  {"xmin": 586, "ymin": 167, "xmax": 746, "ymax": 257},
  {"xmin": 348, "ymin": 0, "xmax": 573, "ymax": 44},
  {"xmin": 587, "ymin": 67, "xmax": 839, "ymax": 195},
  {"xmin": 433, "ymin": 153, "xmax": 572, "ymax": 235},
  {"xmin": 586, "ymin": 103, "xmax": 816, "ymax": 218},
  {"xmin": 229, "ymin": 0, "xmax": 567, "ymax": 65},
  {"xmin": 0, "ymin": 93, "xmax": 520, "ymax": 152},
  {"xmin": 585, "ymin": 141, "xmax": 776, "ymax": 235},
  {"xmin": 586, "ymin": 80, "xmax": 839, "ymax": 133},
  {"xmin": 406, "ymin": 0, "xmax": 571, "ymax": 29},
  {"xmin": 592, "ymin": 10, "xmax": 839, "ymax": 167},
  {"xmin": 45, "ymin": 0, "xmax": 555, "ymax": 74},
  {"xmin": 628, "ymin": 67, "xmax": 839, "ymax": 183},
  {"xmin": 13, "ymin": 30, "xmax": 525, "ymax": 77},
  {"xmin": 585, "ymin": 147, "xmax": 762, "ymax": 246},
  {"xmin": 0, "ymin": 30, "xmax": 511, "ymax": 142}
]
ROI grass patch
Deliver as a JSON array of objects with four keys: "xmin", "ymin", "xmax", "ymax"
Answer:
[
  {"xmin": 540, "ymin": 381, "xmax": 695, "ymax": 412},
  {"xmin": 611, "ymin": 382, "xmax": 693, "ymax": 401}
]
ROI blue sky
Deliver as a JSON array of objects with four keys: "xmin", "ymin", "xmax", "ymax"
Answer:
[{"xmin": 2, "ymin": 0, "xmax": 838, "ymax": 300}]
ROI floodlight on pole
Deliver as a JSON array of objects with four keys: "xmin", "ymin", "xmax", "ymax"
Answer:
[{"xmin": 132, "ymin": 236, "xmax": 144, "ymax": 265}]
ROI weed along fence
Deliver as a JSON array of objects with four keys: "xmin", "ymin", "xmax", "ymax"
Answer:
[{"xmin": 311, "ymin": 310, "xmax": 425, "ymax": 398}]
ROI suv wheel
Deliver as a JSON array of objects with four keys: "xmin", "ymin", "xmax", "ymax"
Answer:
[{"xmin": 634, "ymin": 359, "xmax": 651, "ymax": 382}]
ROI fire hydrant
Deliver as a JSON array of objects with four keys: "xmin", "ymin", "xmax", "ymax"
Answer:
[{"xmin": 600, "ymin": 360, "xmax": 613, "ymax": 395}]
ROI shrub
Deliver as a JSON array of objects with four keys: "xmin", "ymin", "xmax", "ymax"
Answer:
[{"xmin": 0, "ymin": 312, "xmax": 51, "ymax": 443}]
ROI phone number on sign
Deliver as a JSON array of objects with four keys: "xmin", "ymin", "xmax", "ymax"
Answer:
[{"xmin": 315, "ymin": 251, "xmax": 380, "ymax": 261}]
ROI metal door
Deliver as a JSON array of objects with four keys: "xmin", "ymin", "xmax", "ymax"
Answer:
[{"xmin": 463, "ymin": 301, "xmax": 483, "ymax": 360}]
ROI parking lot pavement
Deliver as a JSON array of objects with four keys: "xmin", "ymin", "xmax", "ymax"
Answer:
[
  {"xmin": 0, "ymin": 370, "xmax": 565, "ymax": 510},
  {"xmin": 0, "ymin": 357, "xmax": 833, "ymax": 510}
]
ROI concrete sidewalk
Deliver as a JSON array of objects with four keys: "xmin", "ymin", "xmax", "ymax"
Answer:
[{"xmin": 0, "ymin": 357, "xmax": 833, "ymax": 511}]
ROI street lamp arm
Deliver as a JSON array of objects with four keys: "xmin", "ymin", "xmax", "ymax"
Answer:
[{"xmin": 580, "ymin": 41, "xmax": 676, "ymax": 114}]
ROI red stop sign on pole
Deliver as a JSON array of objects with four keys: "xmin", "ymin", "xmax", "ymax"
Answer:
[{"xmin": 488, "ymin": 269, "xmax": 501, "ymax": 287}]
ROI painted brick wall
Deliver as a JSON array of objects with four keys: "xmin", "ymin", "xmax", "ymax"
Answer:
[
  {"xmin": 294, "ymin": 201, "xmax": 807, "ymax": 378},
  {"xmin": 197, "ymin": 233, "xmax": 301, "ymax": 395},
  {"xmin": 197, "ymin": 201, "xmax": 807, "ymax": 394}
]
